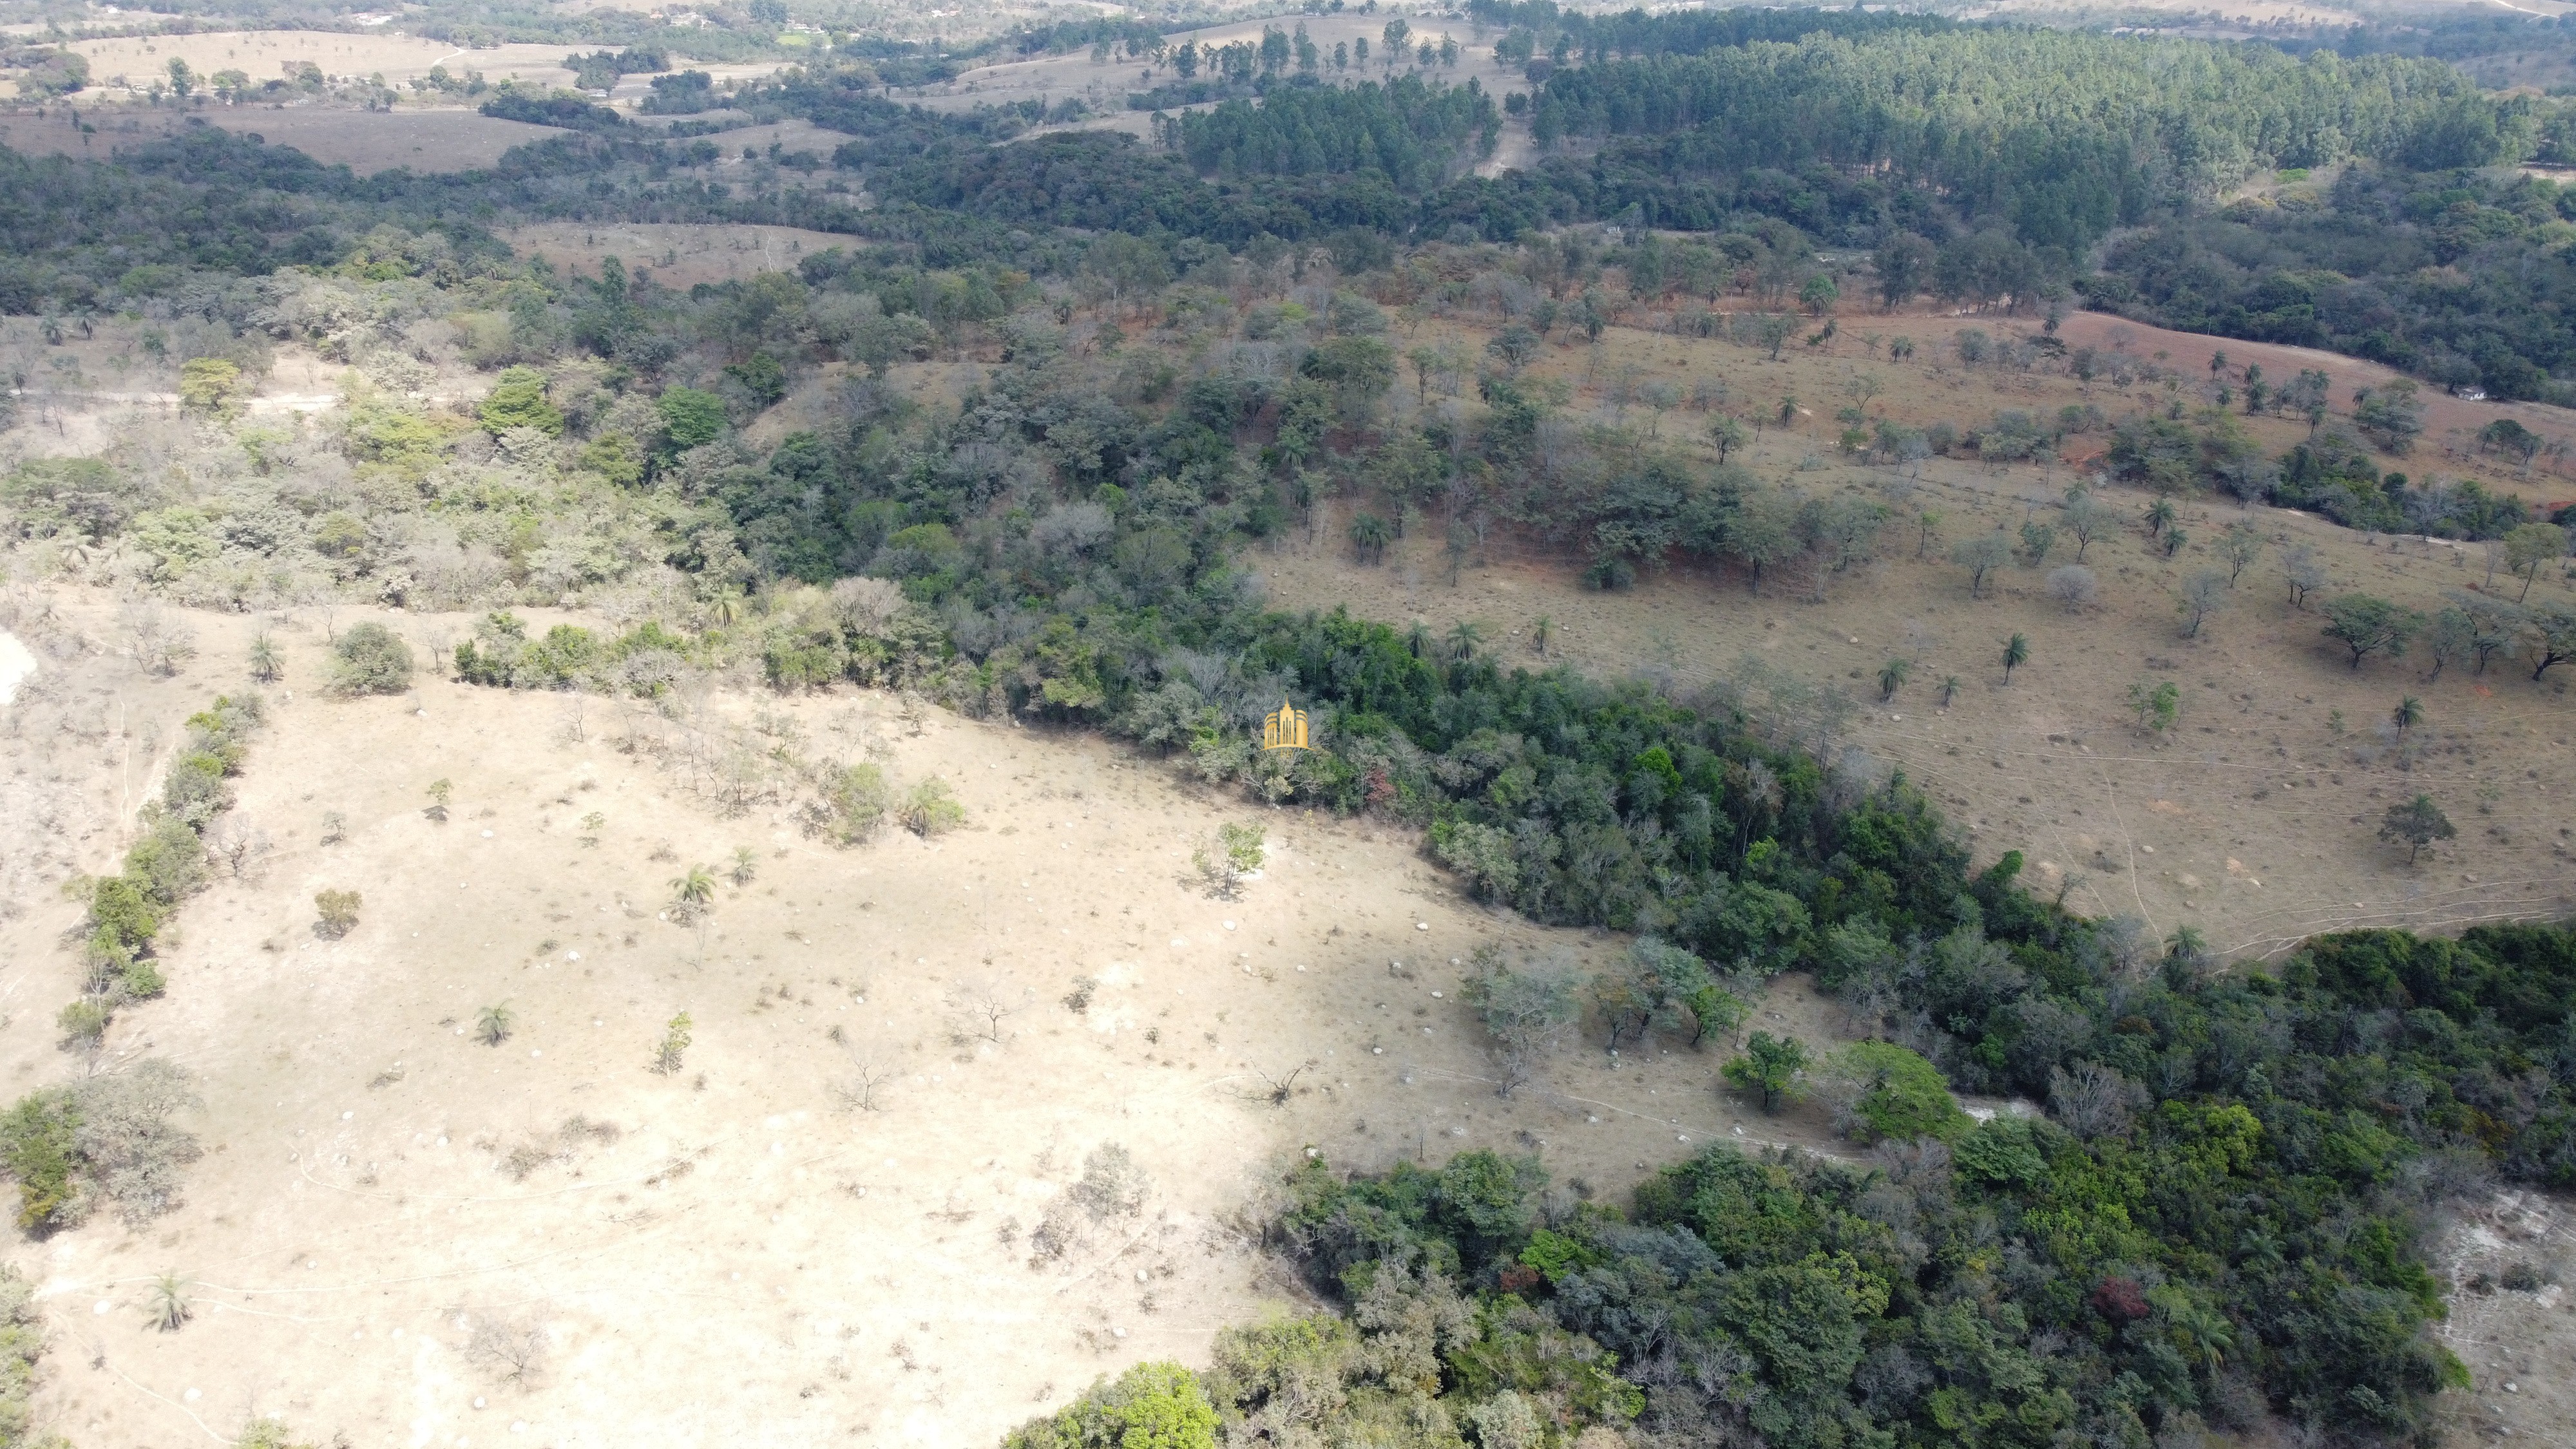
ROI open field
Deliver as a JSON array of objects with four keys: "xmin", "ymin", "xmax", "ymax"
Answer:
[
  {"xmin": 0, "ymin": 104, "xmax": 560, "ymax": 173},
  {"xmin": 1259, "ymin": 305, "xmax": 2576, "ymax": 961},
  {"xmin": 0, "ymin": 596, "xmax": 1854, "ymax": 1449},
  {"xmin": 504, "ymin": 223, "xmax": 868, "ymax": 289},
  {"xmin": 53, "ymin": 33, "xmax": 584, "ymax": 97}
]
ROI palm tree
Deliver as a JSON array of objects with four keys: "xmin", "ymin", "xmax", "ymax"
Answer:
[
  {"xmin": 1531, "ymin": 616, "xmax": 1553, "ymax": 657},
  {"xmin": 2001, "ymin": 633, "xmax": 2030, "ymax": 685},
  {"xmin": 247, "ymin": 632, "xmax": 283, "ymax": 683},
  {"xmin": 1940, "ymin": 675, "xmax": 1961, "ymax": 706},
  {"xmin": 146, "ymin": 1273, "xmax": 192, "ymax": 1332},
  {"xmin": 672, "ymin": 866, "xmax": 717, "ymax": 912},
  {"xmin": 1404, "ymin": 620, "xmax": 1433, "ymax": 659},
  {"xmin": 476, "ymin": 1002, "xmax": 515, "ymax": 1046},
  {"xmin": 1350, "ymin": 513, "xmax": 1391, "ymax": 564},
  {"xmin": 2145, "ymin": 498, "xmax": 2177, "ymax": 538},
  {"xmin": 1877, "ymin": 658, "xmax": 1910, "ymax": 703},
  {"xmin": 2391, "ymin": 696, "xmax": 2423, "ymax": 738},
  {"xmin": 1445, "ymin": 620, "xmax": 1484, "ymax": 663},
  {"xmin": 729, "ymin": 846, "xmax": 759, "ymax": 886}
]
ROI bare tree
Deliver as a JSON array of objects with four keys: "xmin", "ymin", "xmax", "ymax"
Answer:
[
  {"xmin": 2048, "ymin": 1061, "xmax": 2145, "ymax": 1140},
  {"xmin": 2177, "ymin": 570, "xmax": 2228, "ymax": 638},
  {"xmin": 204, "ymin": 817, "xmax": 273, "ymax": 881},
  {"xmin": 946, "ymin": 981, "xmax": 1021, "ymax": 1046},
  {"xmin": 1460, "ymin": 947, "xmax": 1581, "ymax": 1097},
  {"xmin": 465, "ymin": 1314, "xmax": 549, "ymax": 1388},
  {"xmin": 832, "ymin": 1052, "xmax": 897, "ymax": 1113},
  {"xmin": 2045, "ymin": 565, "xmax": 2097, "ymax": 614}
]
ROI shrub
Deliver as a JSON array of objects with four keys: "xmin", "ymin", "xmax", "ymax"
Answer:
[
  {"xmin": 178, "ymin": 357, "xmax": 246, "ymax": 416},
  {"xmin": 313, "ymin": 889, "xmax": 362, "ymax": 939},
  {"xmin": 652, "ymin": 1013, "xmax": 692, "ymax": 1075},
  {"xmin": 330, "ymin": 622, "xmax": 414, "ymax": 696},
  {"xmin": 899, "ymin": 778, "xmax": 965, "ymax": 837},
  {"xmin": 823, "ymin": 764, "xmax": 892, "ymax": 843}
]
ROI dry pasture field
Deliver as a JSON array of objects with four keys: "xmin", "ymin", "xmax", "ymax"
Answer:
[
  {"xmin": 1260, "ymin": 305, "xmax": 2576, "ymax": 960},
  {"xmin": 505, "ymin": 223, "xmax": 868, "ymax": 290},
  {"xmin": 55, "ymin": 33, "xmax": 584, "ymax": 96},
  {"xmin": 0, "ymin": 597, "xmax": 1849, "ymax": 1449},
  {"xmin": 0, "ymin": 106, "xmax": 560, "ymax": 174}
]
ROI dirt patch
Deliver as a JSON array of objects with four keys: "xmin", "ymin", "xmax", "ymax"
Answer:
[
  {"xmin": 0, "ymin": 595, "xmax": 1840, "ymax": 1449},
  {"xmin": 2430, "ymin": 1189, "xmax": 2576, "ymax": 1448}
]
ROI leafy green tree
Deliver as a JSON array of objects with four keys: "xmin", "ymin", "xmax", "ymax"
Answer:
[
  {"xmin": 2321, "ymin": 593, "xmax": 2426, "ymax": 670},
  {"xmin": 2128, "ymin": 679, "xmax": 2179, "ymax": 735},
  {"xmin": 2503, "ymin": 522, "xmax": 2567, "ymax": 603},
  {"xmin": 2378, "ymin": 794, "xmax": 2454, "ymax": 864},
  {"xmin": 477, "ymin": 366, "xmax": 564, "ymax": 437},
  {"xmin": 656, "ymin": 387, "xmax": 728, "ymax": 450},
  {"xmin": 1834, "ymin": 1041, "xmax": 1970, "ymax": 1142},
  {"xmin": 1723, "ymin": 1030, "xmax": 1808, "ymax": 1111},
  {"xmin": 1005, "ymin": 1361, "xmax": 1217, "ymax": 1449},
  {"xmin": 329, "ymin": 623, "xmax": 413, "ymax": 696}
]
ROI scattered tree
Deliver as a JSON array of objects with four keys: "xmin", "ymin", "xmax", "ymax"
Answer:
[
  {"xmin": 1951, "ymin": 533, "xmax": 2011, "ymax": 598},
  {"xmin": 2217, "ymin": 522, "xmax": 2264, "ymax": 584},
  {"xmin": 1462, "ymin": 947, "xmax": 1581, "ymax": 1097},
  {"xmin": 2045, "ymin": 564, "xmax": 2097, "ymax": 612},
  {"xmin": 1723, "ymin": 1030, "xmax": 1809, "ymax": 1111},
  {"xmin": 329, "ymin": 621, "xmax": 414, "ymax": 696},
  {"xmin": 2177, "ymin": 569, "xmax": 2228, "ymax": 638},
  {"xmin": 2321, "ymin": 593, "xmax": 2426, "ymax": 669},
  {"xmin": 2128, "ymin": 680, "xmax": 2180, "ymax": 735},
  {"xmin": 313, "ymin": 889, "xmax": 361, "ymax": 939},
  {"xmin": 2378, "ymin": 794, "xmax": 2455, "ymax": 864}
]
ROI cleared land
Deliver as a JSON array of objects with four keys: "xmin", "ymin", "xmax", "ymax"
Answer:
[
  {"xmin": 504, "ymin": 223, "xmax": 867, "ymax": 289},
  {"xmin": 1260, "ymin": 303, "xmax": 2576, "ymax": 960},
  {"xmin": 0, "ymin": 105, "xmax": 559, "ymax": 173},
  {"xmin": 0, "ymin": 598, "xmax": 1849, "ymax": 1449}
]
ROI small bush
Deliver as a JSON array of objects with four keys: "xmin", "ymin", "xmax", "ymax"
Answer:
[
  {"xmin": 477, "ymin": 1003, "xmax": 515, "ymax": 1046},
  {"xmin": 821, "ymin": 763, "xmax": 891, "ymax": 843},
  {"xmin": 314, "ymin": 889, "xmax": 362, "ymax": 939},
  {"xmin": 55, "ymin": 1000, "xmax": 109, "ymax": 1048},
  {"xmin": 899, "ymin": 777, "xmax": 965, "ymax": 837},
  {"xmin": 651, "ymin": 1012, "xmax": 692, "ymax": 1074},
  {"xmin": 330, "ymin": 622, "xmax": 414, "ymax": 696}
]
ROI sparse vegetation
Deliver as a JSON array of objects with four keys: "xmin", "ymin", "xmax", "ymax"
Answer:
[
  {"xmin": 899, "ymin": 778, "xmax": 966, "ymax": 838},
  {"xmin": 0, "ymin": 1059, "xmax": 204, "ymax": 1232},
  {"xmin": 313, "ymin": 889, "xmax": 362, "ymax": 939},
  {"xmin": 652, "ymin": 1012, "xmax": 693, "ymax": 1075},
  {"xmin": 475, "ymin": 1003, "xmax": 515, "ymax": 1046},
  {"xmin": 329, "ymin": 621, "xmax": 414, "ymax": 696}
]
